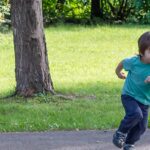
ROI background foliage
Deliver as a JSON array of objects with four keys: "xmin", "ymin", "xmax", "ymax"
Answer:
[{"xmin": 0, "ymin": 0, "xmax": 150, "ymax": 27}]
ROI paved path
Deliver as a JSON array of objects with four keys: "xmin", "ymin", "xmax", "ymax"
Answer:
[{"xmin": 0, "ymin": 129, "xmax": 149, "ymax": 150}]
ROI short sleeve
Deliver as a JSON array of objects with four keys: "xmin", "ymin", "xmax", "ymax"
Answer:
[{"xmin": 122, "ymin": 57, "xmax": 134, "ymax": 71}]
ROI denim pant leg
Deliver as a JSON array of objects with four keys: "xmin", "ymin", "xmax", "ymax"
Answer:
[
  {"xmin": 118, "ymin": 94, "xmax": 143, "ymax": 134},
  {"xmin": 125, "ymin": 101, "xmax": 149, "ymax": 144}
]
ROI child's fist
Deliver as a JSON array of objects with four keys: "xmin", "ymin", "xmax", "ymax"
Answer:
[
  {"xmin": 144, "ymin": 76, "xmax": 150, "ymax": 83},
  {"xmin": 117, "ymin": 72, "xmax": 126, "ymax": 79}
]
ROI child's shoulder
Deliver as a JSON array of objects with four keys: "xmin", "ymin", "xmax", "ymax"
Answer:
[
  {"xmin": 122, "ymin": 55, "xmax": 139, "ymax": 71},
  {"xmin": 124, "ymin": 54, "xmax": 139, "ymax": 62}
]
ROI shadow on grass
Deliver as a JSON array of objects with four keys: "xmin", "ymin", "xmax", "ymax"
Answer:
[
  {"xmin": 45, "ymin": 23, "xmax": 150, "ymax": 31},
  {"xmin": 0, "ymin": 81, "xmax": 123, "ymax": 103}
]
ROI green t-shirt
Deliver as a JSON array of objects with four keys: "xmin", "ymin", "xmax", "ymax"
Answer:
[{"xmin": 122, "ymin": 55, "xmax": 150, "ymax": 105}]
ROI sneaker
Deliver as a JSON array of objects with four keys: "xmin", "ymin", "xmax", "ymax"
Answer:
[
  {"xmin": 123, "ymin": 144, "xmax": 136, "ymax": 150},
  {"xmin": 112, "ymin": 130, "xmax": 127, "ymax": 148}
]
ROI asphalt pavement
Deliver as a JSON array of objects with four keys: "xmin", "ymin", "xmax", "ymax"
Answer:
[{"xmin": 0, "ymin": 129, "xmax": 149, "ymax": 150}]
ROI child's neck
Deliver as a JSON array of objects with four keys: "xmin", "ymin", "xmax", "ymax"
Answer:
[{"xmin": 140, "ymin": 56, "xmax": 149, "ymax": 64}]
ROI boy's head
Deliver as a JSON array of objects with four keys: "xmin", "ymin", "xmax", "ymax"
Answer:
[{"xmin": 138, "ymin": 32, "xmax": 150, "ymax": 58}]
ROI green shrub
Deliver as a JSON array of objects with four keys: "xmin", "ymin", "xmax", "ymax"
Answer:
[
  {"xmin": 0, "ymin": 0, "xmax": 150, "ymax": 26},
  {"xmin": 0, "ymin": 0, "xmax": 11, "ymax": 25}
]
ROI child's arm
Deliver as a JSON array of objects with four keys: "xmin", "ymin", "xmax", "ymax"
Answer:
[{"xmin": 115, "ymin": 60, "xmax": 126, "ymax": 79}]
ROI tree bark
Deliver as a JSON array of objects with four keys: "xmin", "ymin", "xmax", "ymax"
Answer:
[{"xmin": 10, "ymin": 0, "xmax": 54, "ymax": 97}]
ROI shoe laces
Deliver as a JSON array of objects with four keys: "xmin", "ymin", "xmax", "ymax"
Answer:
[{"xmin": 116, "ymin": 131, "xmax": 127, "ymax": 142}]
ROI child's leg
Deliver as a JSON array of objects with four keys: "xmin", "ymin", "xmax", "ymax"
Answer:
[
  {"xmin": 125, "ymin": 102, "xmax": 149, "ymax": 145},
  {"xmin": 112, "ymin": 94, "xmax": 143, "ymax": 148},
  {"xmin": 117, "ymin": 94, "xmax": 143, "ymax": 134}
]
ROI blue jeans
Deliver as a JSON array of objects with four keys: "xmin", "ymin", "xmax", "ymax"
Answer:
[{"xmin": 118, "ymin": 94, "xmax": 149, "ymax": 144}]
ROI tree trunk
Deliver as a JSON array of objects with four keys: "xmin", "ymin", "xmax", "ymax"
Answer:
[
  {"xmin": 10, "ymin": 0, "xmax": 54, "ymax": 97},
  {"xmin": 91, "ymin": 0, "xmax": 102, "ymax": 19}
]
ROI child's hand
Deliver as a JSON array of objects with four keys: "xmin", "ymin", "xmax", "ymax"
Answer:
[
  {"xmin": 117, "ymin": 72, "xmax": 126, "ymax": 79},
  {"xmin": 144, "ymin": 76, "xmax": 150, "ymax": 83}
]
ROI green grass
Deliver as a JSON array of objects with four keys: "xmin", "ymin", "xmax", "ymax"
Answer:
[{"xmin": 0, "ymin": 24, "xmax": 150, "ymax": 132}]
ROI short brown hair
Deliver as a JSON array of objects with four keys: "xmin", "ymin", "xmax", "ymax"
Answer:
[{"xmin": 138, "ymin": 31, "xmax": 150, "ymax": 55}]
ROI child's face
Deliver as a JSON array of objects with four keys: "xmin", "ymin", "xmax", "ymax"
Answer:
[{"xmin": 143, "ymin": 48, "xmax": 150, "ymax": 63}]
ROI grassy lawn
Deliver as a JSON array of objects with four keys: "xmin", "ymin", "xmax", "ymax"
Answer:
[{"xmin": 0, "ymin": 24, "xmax": 150, "ymax": 132}]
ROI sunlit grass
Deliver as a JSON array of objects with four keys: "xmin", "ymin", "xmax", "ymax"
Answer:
[{"xmin": 0, "ymin": 24, "xmax": 149, "ymax": 132}]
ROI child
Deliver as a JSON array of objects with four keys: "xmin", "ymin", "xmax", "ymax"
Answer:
[{"xmin": 112, "ymin": 31, "xmax": 150, "ymax": 150}]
